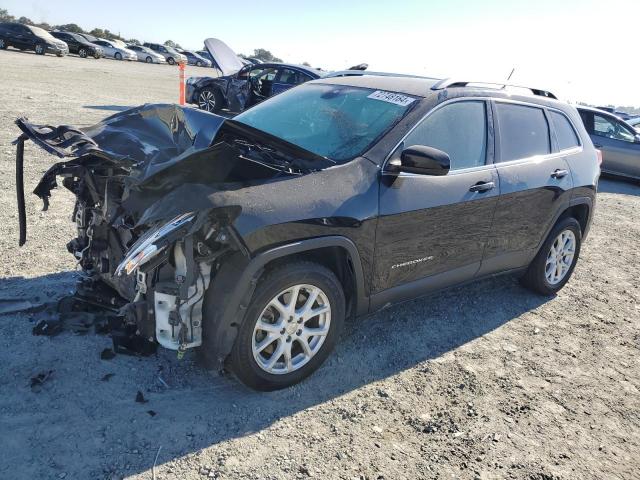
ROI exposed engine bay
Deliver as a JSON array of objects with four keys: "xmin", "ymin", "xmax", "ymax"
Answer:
[{"xmin": 14, "ymin": 104, "xmax": 331, "ymax": 357}]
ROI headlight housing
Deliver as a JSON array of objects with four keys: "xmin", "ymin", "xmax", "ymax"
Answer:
[{"xmin": 115, "ymin": 212, "xmax": 195, "ymax": 276}]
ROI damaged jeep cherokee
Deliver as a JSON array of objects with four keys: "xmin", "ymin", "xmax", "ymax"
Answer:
[{"xmin": 14, "ymin": 75, "xmax": 599, "ymax": 390}]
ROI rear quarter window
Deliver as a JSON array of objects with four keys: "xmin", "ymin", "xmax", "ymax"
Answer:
[
  {"xmin": 496, "ymin": 103, "xmax": 550, "ymax": 162},
  {"xmin": 549, "ymin": 111, "xmax": 580, "ymax": 150}
]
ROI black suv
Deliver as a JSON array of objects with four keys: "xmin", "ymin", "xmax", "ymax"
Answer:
[
  {"xmin": 50, "ymin": 31, "xmax": 103, "ymax": 59},
  {"xmin": 0, "ymin": 23, "xmax": 68, "ymax": 56},
  {"xmin": 15, "ymin": 75, "xmax": 599, "ymax": 391}
]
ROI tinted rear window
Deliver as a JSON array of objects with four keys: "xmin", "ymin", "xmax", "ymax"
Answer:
[
  {"xmin": 496, "ymin": 103, "xmax": 550, "ymax": 162},
  {"xmin": 550, "ymin": 111, "xmax": 580, "ymax": 150}
]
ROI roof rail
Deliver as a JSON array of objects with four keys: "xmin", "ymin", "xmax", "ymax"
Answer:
[
  {"xmin": 431, "ymin": 78, "xmax": 557, "ymax": 99},
  {"xmin": 325, "ymin": 70, "xmax": 439, "ymax": 80}
]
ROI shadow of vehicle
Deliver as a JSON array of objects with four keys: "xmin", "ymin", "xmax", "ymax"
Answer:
[
  {"xmin": 0, "ymin": 270, "xmax": 550, "ymax": 478},
  {"xmin": 598, "ymin": 177, "xmax": 640, "ymax": 196}
]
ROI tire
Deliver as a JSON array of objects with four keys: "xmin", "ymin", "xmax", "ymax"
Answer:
[
  {"xmin": 520, "ymin": 217, "xmax": 582, "ymax": 295},
  {"xmin": 35, "ymin": 43, "xmax": 45, "ymax": 55},
  {"xmin": 145, "ymin": 56, "xmax": 152, "ymax": 63},
  {"xmin": 167, "ymin": 57, "xmax": 175, "ymax": 65},
  {"xmin": 228, "ymin": 261, "xmax": 345, "ymax": 391},
  {"xmin": 114, "ymin": 52, "xmax": 122, "ymax": 60},
  {"xmin": 196, "ymin": 60, "xmax": 202, "ymax": 67},
  {"xmin": 197, "ymin": 87, "xmax": 223, "ymax": 113},
  {"xmin": 93, "ymin": 52, "xmax": 100, "ymax": 59},
  {"xmin": 0, "ymin": 38, "xmax": 6, "ymax": 49},
  {"xmin": 78, "ymin": 48, "xmax": 87, "ymax": 58}
]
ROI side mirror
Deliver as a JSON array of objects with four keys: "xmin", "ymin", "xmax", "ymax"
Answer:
[{"xmin": 388, "ymin": 145, "xmax": 450, "ymax": 176}]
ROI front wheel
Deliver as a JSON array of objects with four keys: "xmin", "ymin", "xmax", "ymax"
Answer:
[
  {"xmin": 229, "ymin": 262, "xmax": 345, "ymax": 391},
  {"xmin": 167, "ymin": 56, "xmax": 175, "ymax": 65},
  {"xmin": 78, "ymin": 48, "xmax": 87, "ymax": 58},
  {"xmin": 145, "ymin": 56, "xmax": 152, "ymax": 63},
  {"xmin": 520, "ymin": 217, "xmax": 582, "ymax": 295},
  {"xmin": 114, "ymin": 52, "xmax": 122, "ymax": 60},
  {"xmin": 0, "ymin": 38, "xmax": 7, "ymax": 49},
  {"xmin": 196, "ymin": 60, "xmax": 202, "ymax": 67},
  {"xmin": 35, "ymin": 43, "xmax": 45, "ymax": 55},
  {"xmin": 197, "ymin": 87, "xmax": 222, "ymax": 113}
]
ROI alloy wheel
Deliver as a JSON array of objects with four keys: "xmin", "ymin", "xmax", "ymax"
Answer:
[
  {"xmin": 79, "ymin": 48, "xmax": 87, "ymax": 58},
  {"xmin": 146, "ymin": 56, "xmax": 152, "ymax": 63},
  {"xmin": 251, "ymin": 284, "xmax": 331, "ymax": 375},
  {"xmin": 35, "ymin": 44, "xmax": 43, "ymax": 54},
  {"xmin": 0, "ymin": 39, "xmax": 5, "ymax": 49},
  {"xmin": 115, "ymin": 52, "xmax": 122, "ymax": 60},
  {"xmin": 198, "ymin": 91, "xmax": 216, "ymax": 111},
  {"xmin": 545, "ymin": 229, "xmax": 576, "ymax": 285}
]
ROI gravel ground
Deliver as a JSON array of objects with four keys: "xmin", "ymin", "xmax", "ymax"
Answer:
[{"xmin": 0, "ymin": 51, "xmax": 639, "ymax": 480}]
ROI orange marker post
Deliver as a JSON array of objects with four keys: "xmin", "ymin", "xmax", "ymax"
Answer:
[{"xmin": 178, "ymin": 62, "xmax": 186, "ymax": 105}]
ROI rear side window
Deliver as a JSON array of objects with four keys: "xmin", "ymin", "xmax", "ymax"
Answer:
[
  {"xmin": 403, "ymin": 100, "xmax": 487, "ymax": 170},
  {"xmin": 496, "ymin": 103, "xmax": 550, "ymax": 161},
  {"xmin": 549, "ymin": 111, "xmax": 580, "ymax": 150}
]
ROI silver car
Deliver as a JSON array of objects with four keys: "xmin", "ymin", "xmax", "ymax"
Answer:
[
  {"xmin": 142, "ymin": 42, "xmax": 187, "ymax": 65},
  {"xmin": 126, "ymin": 44, "xmax": 165, "ymax": 63},
  {"xmin": 578, "ymin": 106, "xmax": 640, "ymax": 180},
  {"xmin": 93, "ymin": 38, "xmax": 137, "ymax": 61}
]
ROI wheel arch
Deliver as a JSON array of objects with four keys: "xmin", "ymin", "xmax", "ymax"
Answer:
[{"xmin": 200, "ymin": 236, "xmax": 368, "ymax": 370}]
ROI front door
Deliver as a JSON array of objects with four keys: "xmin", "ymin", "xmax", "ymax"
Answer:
[{"xmin": 373, "ymin": 100, "xmax": 499, "ymax": 305}]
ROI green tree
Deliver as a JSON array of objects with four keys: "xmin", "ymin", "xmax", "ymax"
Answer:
[
  {"xmin": 55, "ymin": 23, "xmax": 84, "ymax": 33},
  {"xmin": 164, "ymin": 40, "xmax": 182, "ymax": 49},
  {"xmin": 302, "ymin": 61, "xmax": 311, "ymax": 67},
  {"xmin": 252, "ymin": 48, "xmax": 282, "ymax": 63},
  {"xmin": 17, "ymin": 16, "xmax": 33, "ymax": 25},
  {"xmin": 0, "ymin": 8, "xmax": 15, "ymax": 22}
]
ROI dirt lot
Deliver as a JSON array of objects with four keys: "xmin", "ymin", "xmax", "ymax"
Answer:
[{"xmin": 0, "ymin": 51, "xmax": 639, "ymax": 480}]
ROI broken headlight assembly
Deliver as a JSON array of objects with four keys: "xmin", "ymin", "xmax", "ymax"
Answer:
[{"xmin": 116, "ymin": 212, "xmax": 196, "ymax": 276}]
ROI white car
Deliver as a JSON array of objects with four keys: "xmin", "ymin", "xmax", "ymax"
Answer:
[
  {"xmin": 126, "ymin": 44, "xmax": 165, "ymax": 63},
  {"xmin": 93, "ymin": 38, "xmax": 137, "ymax": 61}
]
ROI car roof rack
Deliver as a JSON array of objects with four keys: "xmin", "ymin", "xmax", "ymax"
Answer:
[
  {"xmin": 326, "ymin": 70, "xmax": 439, "ymax": 80},
  {"xmin": 431, "ymin": 78, "xmax": 557, "ymax": 99}
]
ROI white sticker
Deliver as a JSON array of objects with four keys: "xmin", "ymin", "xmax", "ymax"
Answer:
[{"xmin": 367, "ymin": 90, "xmax": 415, "ymax": 107}]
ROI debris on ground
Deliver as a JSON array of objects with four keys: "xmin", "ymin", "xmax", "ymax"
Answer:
[
  {"xmin": 135, "ymin": 391, "xmax": 148, "ymax": 404},
  {"xmin": 30, "ymin": 370, "xmax": 53, "ymax": 390}
]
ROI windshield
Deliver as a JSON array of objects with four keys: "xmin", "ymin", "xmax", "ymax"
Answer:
[
  {"xmin": 165, "ymin": 45, "xmax": 179, "ymax": 54},
  {"xmin": 234, "ymin": 83, "xmax": 416, "ymax": 162},
  {"xmin": 30, "ymin": 26, "xmax": 57, "ymax": 41}
]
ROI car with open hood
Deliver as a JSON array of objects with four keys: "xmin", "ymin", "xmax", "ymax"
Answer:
[
  {"xmin": 51, "ymin": 31, "xmax": 103, "ymax": 59},
  {"xmin": 0, "ymin": 23, "xmax": 68, "ymax": 56},
  {"xmin": 14, "ymin": 74, "xmax": 599, "ymax": 390},
  {"xmin": 186, "ymin": 38, "xmax": 323, "ymax": 113}
]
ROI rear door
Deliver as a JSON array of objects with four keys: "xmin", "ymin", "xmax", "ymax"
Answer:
[
  {"xmin": 374, "ymin": 99, "xmax": 499, "ymax": 299},
  {"xmin": 580, "ymin": 110, "xmax": 640, "ymax": 178},
  {"xmin": 480, "ymin": 101, "xmax": 574, "ymax": 275}
]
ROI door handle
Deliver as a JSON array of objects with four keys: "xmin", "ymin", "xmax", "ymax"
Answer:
[
  {"xmin": 551, "ymin": 169, "xmax": 569, "ymax": 179},
  {"xmin": 469, "ymin": 181, "xmax": 495, "ymax": 193},
  {"xmin": 593, "ymin": 143, "xmax": 603, "ymax": 148}
]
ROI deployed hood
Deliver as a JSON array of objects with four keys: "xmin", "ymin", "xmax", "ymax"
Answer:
[{"xmin": 204, "ymin": 38, "xmax": 244, "ymax": 76}]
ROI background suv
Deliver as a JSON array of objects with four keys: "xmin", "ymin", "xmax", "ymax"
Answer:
[
  {"xmin": 143, "ymin": 42, "xmax": 186, "ymax": 65},
  {"xmin": 578, "ymin": 106, "xmax": 640, "ymax": 180},
  {"xmin": 51, "ymin": 31, "xmax": 103, "ymax": 59},
  {"xmin": 17, "ymin": 74, "xmax": 599, "ymax": 390},
  {"xmin": 0, "ymin": 23, "xmax": 68, "ymax": 56}
]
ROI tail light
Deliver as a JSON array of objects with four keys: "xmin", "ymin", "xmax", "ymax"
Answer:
[{"xmin": 595, "ymin": 149, "xmax": 603, "ymax": 167}]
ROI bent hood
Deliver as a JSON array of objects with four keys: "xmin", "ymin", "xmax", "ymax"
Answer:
[
  {"xmin": 15, "ymin": 103, "xmax": 333, "ymax": 232},
  {"xmin": 204, "ymin": 38, "xmax": 244, "ymax": 76}
]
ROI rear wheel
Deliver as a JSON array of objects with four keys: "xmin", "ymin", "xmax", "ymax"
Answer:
[
  {"xmin": 78, "ymin": 48, "xmax": 87, "ymax": 58},
  {"xmin": 114, "ymin": 52, "xmax": 122, "ymax": 60},
  {"xmin": 35, "ymin": 43, "xmax": 45, "ymax": 55},
  {"xmin": 228, "ymin": 262, "xmax": 345, "ymax": 391},
  {"xmin": 520, "ymin": 217, "xmax": 582, "ymax": 295},
  {"xmin": 197, "ymin": 87, "xmax": 222, "ymax": 113}
]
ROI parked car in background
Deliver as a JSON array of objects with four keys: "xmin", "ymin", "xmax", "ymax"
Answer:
[
  {"xmin": 627, "ymin": 116, "xmax": 640, "ymax": 133},
  {"xmin": 177, "ymin": 49, "xmax": 212, "ymax": 67},
  {"xmin": 93, "ymin": 38, "xmax": 137, "ymax": 61},
  {"xmin": 51, "ymin": 31, "xmax": 103, "ymax": 59},
  {"xmin": 578, "ymin": 106, "xmax": 640, "ymax": 181},
  {"xmin": 186, "ymin": 38, "xmax": 323, "ymax": 112},
  {"xmin": 596, "ymin": 106, "xmax": 633, "ymax": 121},
  {"xmin": 0, "ymin": 23, "xmax": 68, "ymax": 56},
  {"xmin": 143, "ymin": 42, "xmax": 187, "ymax": 65},
  {"xmin": 126, "ymin": 44, "xmax": 164, "ymax": 63},
  {"xmin": 196, "ymin": 49, "xmax": 215, "ymax": 66},
  {"xmin": 15, "ymin": 75, "xmax": 599, "ymax": 390}
]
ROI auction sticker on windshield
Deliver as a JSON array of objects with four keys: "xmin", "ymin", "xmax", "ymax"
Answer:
[{"xmin": 367, "ymin": 90, "xmax": 415, "ymax": 107}]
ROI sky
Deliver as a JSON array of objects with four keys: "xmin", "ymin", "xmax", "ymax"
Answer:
[{"xmin": 3, "ymin": 0, "xmax": 639, "ymax": 107}]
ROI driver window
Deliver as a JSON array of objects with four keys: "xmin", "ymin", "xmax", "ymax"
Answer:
[
  {"xmin": 593, "ymin": 114, "xmax": 635, "ymax": 142},
  {"xmin": 400, "ymin": 101, "xmax": 487, "ymax": 170}
]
